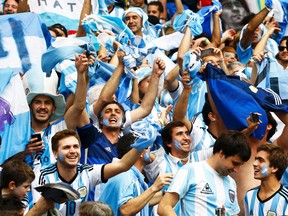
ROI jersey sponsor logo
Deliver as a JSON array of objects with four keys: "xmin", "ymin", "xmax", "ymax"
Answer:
[
  {"xmin": 229, "ymin": 189, "xmax": 236, "ymax": 203},
  {"xmin": 78, "ymin": 186, "xmax": 87, "ymax": 198},
  {"xmin": 105, "ymin": 147, "xmax": 111, "ymax": 152},
  {"xmin": 200, "ymin": 183, "xmax": 213, "ymax": 194}
]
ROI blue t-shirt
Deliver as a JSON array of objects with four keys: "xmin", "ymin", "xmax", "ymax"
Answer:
[{"xmin": 77, "ymin": 122, "xmax": 118, "ymax": 165}]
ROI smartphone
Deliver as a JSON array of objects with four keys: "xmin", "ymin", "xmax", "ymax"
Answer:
[
  {"xmin": 201, "ymin": 48, "xmax": 214, "ymax": 57},
  {"xmin": 31, "ymin": 133, "xmax": 42, "ymax": 142},
  {"xmin": 250, "ymin": 113, "xmax": 259, "ymax": 123}
]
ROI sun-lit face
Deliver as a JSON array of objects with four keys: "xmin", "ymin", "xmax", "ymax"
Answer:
[
  {"xmin": 203, "ymin": 55, "xmax": 221, "ymax": 68},
  {"xmin": 223, "ymin": 52, "xmax": 237, "ymax": 65},
  {"xmin": 54, "ymin": 136, "xmax": 81, "ymax": 168},
  {"xmin": 30, "ymin": 95, "xmax": 56, "ymax": 123},
  {"xmin": 168, "ymin": 126, "xmax": 192, "ymax": 155},
  {"xmin": 3, "ymin": 0, "xmax": 18, "ymax": 14},
  {"xmin": 12, "ymin": 180, "xmax": 32, "ymax": 200},
  {"xmin": 100, "ymin": 103, "xmax": 124, "ymax": 129},
  {"xmin": 253, "ymin": 150, "xmax": 273, "ymax": 180},
  {"xmin": 218, "ymin": 153, "xmax": 244, "ymax": 176},
  {"xmin": 251, "ymin": 27, "xmax": 263, "ymax": 45},
  {"xmin": 125, "ymin": 12, "xmax": 143, "ymax": 36}
]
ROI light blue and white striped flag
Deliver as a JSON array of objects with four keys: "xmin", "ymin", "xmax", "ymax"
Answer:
[
  {"xmin": 0, "ymin": 12, "xmax": 51, "ymax": 75},
  {"xmin": 0, "ymin": 69, "xmax": 31, "ymax": 164}
]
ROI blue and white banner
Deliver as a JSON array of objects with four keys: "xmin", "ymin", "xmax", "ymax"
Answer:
[
  {"xmin": 27, "ymin": 0, "xmax": 99, "ymax": 31},
  {"xmin": 0, "ymin": 69, "xmax": 31, "ymax": 164},
  {"xmin": 0, "ymin": 12, "xmax": 51, "ymax": 75}
]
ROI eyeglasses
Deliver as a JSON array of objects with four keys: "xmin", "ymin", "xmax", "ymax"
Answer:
[
  {"xmin": 224, "ymin": 52, "xmax": 236, "ymax": 58},
  {"xmin": 279, "ymin": 46, "xmax": 288, "ymax": 52}
]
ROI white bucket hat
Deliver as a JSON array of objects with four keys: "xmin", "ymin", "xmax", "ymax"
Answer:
[{"xmin": 23, "ymin": 68, "xmax": 66, "ymax": 121}]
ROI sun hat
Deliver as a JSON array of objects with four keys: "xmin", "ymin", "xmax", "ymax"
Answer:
[{"xmin": 23, "ymin": 68, "xmax": 66, "ymax": 121}]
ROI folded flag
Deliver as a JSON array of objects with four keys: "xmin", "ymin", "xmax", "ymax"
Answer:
[
  {"xmin": 196, "ymin": 0, "xmax": 222, "ymax": 37},
  {"xmin": 35, "ymin": 182, "xmax": 80, "ymax": 204},
  {"xmin": 131, "ymin": 119, "xmax": 160, "ymax": 151},
  {"xmin": 173, "ymin": 9, "xmax": 204, "ymax": 36},
  {"xmin": 201, "ymin": 64, "xmax": 272, "ymax": 140}
]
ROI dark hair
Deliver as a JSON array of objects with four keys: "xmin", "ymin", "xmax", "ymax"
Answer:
[
  {"xmin": 147, "ymin": 1, "xmax": 164, "ymax": 13},
  {"xmin": 97, "ymin": 101, "xmax": 126, "ymax": 129},
  {"xmin": 257, "ymin": 143, "xmax": 288, "ymax": 180},
  {"xmin": 51, "ymin": 129, "xmax": 78, "ymax": 152},
  {"xmin": 49, "ymin": 23, "xmax": 68, "ymax": 37},
  {"xmin": 266, "ymin": 111, "xmax": 277, "ymax": 141},
  {"xmin": 3, "ymin": 0, "xmax": 20, "ymax": 4},
  {"xmin": 0, "ymin": 196, "xmax": 25, "ymax": 215},
  {"xmin": 161, "ymin": 121, "xmax": 186, "ymax": 154},
  {"xmin": 202, "ymin": 93, "xmax": 212, "ymax": 126},
  {"xmin": 1, "ymin": 159, "xmax": 35, "ymax": 188},
  {"xmin": 213, "ymin": 130, "xmax": 251, "ymax": 162},
  {"xmin": 279, "ymin": 36, "xmax": 288, "ymax": 45},
  {"xmin": 117, "ymin": 133, "xmax": 137, "ymax": 159}
]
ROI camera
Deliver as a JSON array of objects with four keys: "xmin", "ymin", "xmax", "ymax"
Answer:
[{"xmin": 250, "ymin": 112, "xmax": 259, "ymax": 123}]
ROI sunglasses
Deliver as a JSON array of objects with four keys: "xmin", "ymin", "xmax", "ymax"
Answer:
[
  {"xmin": 224, "ymin": 52, "xmax": 237, "ymax": 58},
  {"xmin": 279, "ymin": 46, "xmax": 288, "ymax": 51}
]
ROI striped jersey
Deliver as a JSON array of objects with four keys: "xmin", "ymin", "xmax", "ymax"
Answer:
[
  {"xmin": 31, "ymin": 163, "xmax": 105, "ymax": 216},
  {"xmin": 167, "ymin": 161, "xmax": 240, "ymax": 216},
  {"xmin": 244, "ymin": 185, "xmax": 288, "ymax": 216}
]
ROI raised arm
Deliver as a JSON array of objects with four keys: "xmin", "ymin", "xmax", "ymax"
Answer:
[
  {"xmin": 209, "ymin": 10, "xmax": 222, "ymax": 48},
  {"xmin": 173, "ymin": 71, "xmax": 192, "ymax": 131},
  {"xmin": 65, "ymin": 51, "xmax": 92, "ymax": 129},
  {"xmin": 253, "ymin": 21, "xmax": 280, "ymax": 55},
  {"xmin": 130, "ymin": 58, "xmax": 165, "ymax": 123},
  {"xmin": 273, "ymin": 112, "xmax": 288, "ymax": 152},
  {"xmin": 177, "ymin": 27, "xmax": 192, "ymax": 72},
  {"xmin": 92, "ymin": 50, "xmax": 125, "ymax": 116},
  {"xmin": 76, "ymin": 0, "xmax": 92, "ymax": 37},
  {"xmin": 240, "ymin": 8, "xmax": 270, "ymax": 49}
]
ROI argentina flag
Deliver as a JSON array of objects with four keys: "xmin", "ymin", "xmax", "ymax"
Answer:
[
  {"xmin": 0, "ymin": 12, "xmax": 51, "ymax": 75},
  {"xmin": 0, "ymin": 69, "xmax": 31, "ymax": 164},
  {"xmin": 196, "ymin": 0, "xmax": 222, "ymax": 37},
  {"xmin": 202, "ymin": 64, "xmax": 288, "ymax": 140}
]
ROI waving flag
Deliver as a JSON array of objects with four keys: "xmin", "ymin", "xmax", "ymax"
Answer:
[
  {"xmin": 0, "ymin": 69, "xmax": 31, "ymax": 164},
  {"xmin": 202, "ymin": 64, "xmax": 288, "ymax": 140},
  {"xmin": 202, "ymin": 64, "xmax": 268, "ymax": 140},
  {"xmin": 196, "ymin": 0, "xmax": 222, "ymax": 36},
  {"xmin": 0, "ymin": 12, "xmax": 51, "ymax": 75},
  {"xmin": 27, "ymin": 0, "xmax": 98, "ymax": 31}
]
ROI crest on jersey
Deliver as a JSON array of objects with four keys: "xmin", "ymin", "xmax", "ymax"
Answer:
[
  {"xmin": 267, "ymin": 211, "xmax": 276, "ymax": 216},
  {"xmin": 228, "ymin": 189, "xmax": 235, "ymax": 203},
  {"xmin": 78, "ymin": 186, "xmax": 87, "ymax": 198}
]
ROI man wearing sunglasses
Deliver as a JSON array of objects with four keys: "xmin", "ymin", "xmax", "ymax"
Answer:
[{"xmin": 251, "ymin": 31, "xmax": 288, "ymax": 104}]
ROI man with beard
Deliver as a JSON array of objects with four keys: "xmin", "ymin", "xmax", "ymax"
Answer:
[
  {"xmin": 14, "ymin": 51, "xmax": 94, "ymax": 172},
  {"xmin": 2, "ymin": 0, "xmax": 18, "ymax": 14}
]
